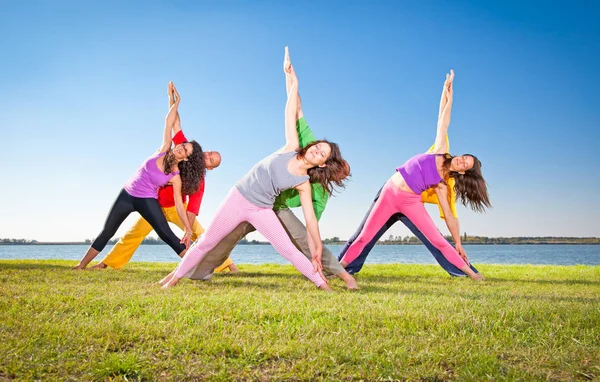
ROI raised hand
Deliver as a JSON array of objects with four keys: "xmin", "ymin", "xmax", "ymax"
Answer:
[
  {"xmin": 168, "ymin": 81, "xmax": 174, "ymax": 97},
  {"xmin": 171, "ymin": 82, "xmax": 181, "ymax": 104},
  {"xmin": 444, "ymin": 69, "xmax": 454, "ymax": 94},
  {"xmin": 283, "ymin": 46, "xmax": 291, "ymax": 74}
]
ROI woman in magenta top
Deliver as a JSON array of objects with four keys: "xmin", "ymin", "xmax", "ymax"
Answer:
[
  {"xmin": 73, "ymin": 82, "xmax": 207, "ymax": 269},
  {"xmin": 339, "ymin": 70, "xmax": 490, "ymax": 281}
]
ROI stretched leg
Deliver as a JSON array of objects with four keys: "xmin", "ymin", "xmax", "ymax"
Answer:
[
  {"xmin": 74, "ymin": 189, "xmax": 134, "ymax": 269},
  {"xmin": 396, "ymin": 192, "xmax": 481, "ymax": 280},
  {"xmin": 275, "ymin": 208, "xmax": 357, "ymax": 289},
  {"xmin": 344, "ymin": 213, "xmax": 403, "ymax": 275},
  {"xmin": 96, "ymin": 216, "xmax": 153, "ymax": 269},
  {"xmin": 167, "ymin": 207, "xmax": 241, "ymax": 276},
  {"xmin": 188, "ymin": 222, "xmax": 255, "ymax": 280},
  {"xmin": 134, "ymin": 198, "xmax": 186, "ymax": 256},
  {"xmin": 398, "ymin": 214, "xmax": 479, "ymax": 277},
  {"xmin": 164, "ymin": 188, "xmax": 254, "ymax": 287},
  {"xmin": 339, "ymin": 183, "xmax": 398, "ymax": 274},
  {"xmin": 339, "ymin": 181, "xmax": 399, "ymax": 268},
  {"xmin": 249, "ymin": 208, "xmax": 328, "ymax": 289}
]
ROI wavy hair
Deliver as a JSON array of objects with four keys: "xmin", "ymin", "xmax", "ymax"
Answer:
[
  {"xmin": 443, "ymin": 154, "xmax": 491, "ymax": 213},
  {"xmin": 163, "ymin": 140, "xmax": 206, "ymax": 195},
  {"xmin": 296, "ymin": 140, "xmax": 350, "ymax": 195}
]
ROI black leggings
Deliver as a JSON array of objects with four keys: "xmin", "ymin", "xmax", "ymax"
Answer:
[{"xmin": 91, "ymin": 189, "xmax": 186, "ymax": 255}]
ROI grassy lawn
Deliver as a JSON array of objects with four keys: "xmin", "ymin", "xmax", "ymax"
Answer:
[{"xmin": 0, "ymin": 261, "xmax": 598, "ymax": 381}]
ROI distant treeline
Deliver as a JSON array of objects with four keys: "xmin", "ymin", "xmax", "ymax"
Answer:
[
  {"xmin": 2, "ymin": 235, "xmax": 600, "ymax": 245},
  {"xmin": 0, "ymin": 237, "xmax": 168, "ymax": 245},
  {"xmin": 322, "ymin": 235, "xmax": 600, "ymax": 245}
]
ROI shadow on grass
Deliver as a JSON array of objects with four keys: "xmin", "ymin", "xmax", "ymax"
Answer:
[
  {"xmin": 353, "ymin": 272, "xmax": 600, "ymax": 287},
  {"xmin": 360, "ymin": 284, "xmax": 600, "ymax": 303},
  {"xmin": 489, "ymin": 277, "xmax": 600, "ymax": 286},
  {"xmin": 129, "ymin": 268, "xmax": 304, "ymax": 281},
  {"xmin": 0, "ymin": 262, "xmax": 70, "ymax": 271}
]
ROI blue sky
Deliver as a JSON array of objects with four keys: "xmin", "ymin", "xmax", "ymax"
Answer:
[{"xmin": 1, "ymin": 0, "xmax": 599, "ymax": 242}]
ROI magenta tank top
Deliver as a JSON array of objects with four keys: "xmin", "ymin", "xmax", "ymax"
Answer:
[
  {"xmin": 396, "ymin": 153, "xmax": 443, "ymax": 194},
  {"xmin": 124, "ymin": 152, "xmax": 180, "ymax": 198}
]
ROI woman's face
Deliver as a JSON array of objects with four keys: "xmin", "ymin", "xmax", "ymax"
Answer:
[
  {"xmin": 174, "ymin": 142, "xmax": 193, "ymax": 161},
  {"xmin": 450, "ymin": 155, "xmax": 474, "ymax": 173},
  {"xmin": 305, "ymin": 142, "xmax": 332, "ymax": 167}
]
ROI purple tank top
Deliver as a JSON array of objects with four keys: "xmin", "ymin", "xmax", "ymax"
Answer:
[
  {"xmin": 396, "ymin": 153, "xmax": 443, "ymax": 193},
  {"xmin": 124, "ymin": 152, "xmax": 180, "ymax": 198}
]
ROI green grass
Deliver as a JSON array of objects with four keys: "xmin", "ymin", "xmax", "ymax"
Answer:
[{"xmin": 0, "ymin": 261, "xmax": 598, "ymax": 381}]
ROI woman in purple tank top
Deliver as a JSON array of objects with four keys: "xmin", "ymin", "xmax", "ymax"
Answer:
[
  {"xmin": 339, "ymin": 70, "xmax": 490, "ymax": 281},
  {"xmin": 160, "ymin": 47, "xmax": 350, "ymax": 291},
  {"xmin": 73, "ymin": 82, "xmax": 208, "ymax": 270}
]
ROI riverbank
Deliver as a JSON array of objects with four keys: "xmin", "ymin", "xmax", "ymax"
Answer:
[{"xmin": 0, "ymin": 261, "xmax": 598, "ymax": 380}]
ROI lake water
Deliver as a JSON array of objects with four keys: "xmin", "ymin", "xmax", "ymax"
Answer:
[{"xmin": 0, "ymin": 244, "xmax": 598, "ymax": 266}]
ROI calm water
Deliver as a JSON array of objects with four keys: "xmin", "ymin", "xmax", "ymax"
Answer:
[{"xmin": 0, "ymin": 244, "xmax": 598, "ymax": 266}]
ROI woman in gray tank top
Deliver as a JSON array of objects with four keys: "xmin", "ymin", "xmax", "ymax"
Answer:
[{"xmin": 160, "ymin": 47, "xmax": 350, "ymax": 291}]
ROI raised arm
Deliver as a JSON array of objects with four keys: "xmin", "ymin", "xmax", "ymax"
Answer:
[
  {"xmin": 433, "ymin": 70, "xmax": 454, "ymax": 154},
  {"xmin": 280, "ymin": 47, "xmax": 300, "ymax": 153},
  {"xmin": 168, "ymin": 81, "xmax": 183, "ymax": 136},
  {"xmin": 284, "ymin": 47, "xmax": 304, "ymax": 119},
  {"xmin": 159, "ymin": 82, "xmax": 181, "ymax": 153}
]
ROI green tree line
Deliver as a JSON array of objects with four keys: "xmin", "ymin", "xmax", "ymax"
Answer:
[{"xmin": 2, "ymin": 235, "xmax": 600, "ymax": 245}]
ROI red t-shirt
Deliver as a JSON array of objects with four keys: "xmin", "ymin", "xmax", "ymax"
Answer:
[{"xmin": 157, "ymin": 130, "xmax": 205, "ymax": 215}]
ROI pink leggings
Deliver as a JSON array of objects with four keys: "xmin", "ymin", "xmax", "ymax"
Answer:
[
  {"xmin": 339, "ymin": 179, "xmax": 467, "ymax": 269},
  {"xmin": 174, "ymin": 187, "xmax": 325, "ymax": 286}
]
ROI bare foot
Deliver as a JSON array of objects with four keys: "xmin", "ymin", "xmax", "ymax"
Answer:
[
  {"xmin": 338, "ymin": 271, "xmax": 359, "ymax": 290},
  {"xmin": 159, "ymin": 271, "xmax": 176, "ymax": 286},
  {"xmin": 161, "ymin": 276, "xmax": 181, "ymax": 289},
  {"xmin": 228, "ymin": 264, "xmax": 240, "ymax": 274},
  {"xmin": 344, "ymin": 277, "xmax": 359, "ymax": 290},
  {"xmin": 90, "ymin": 262, "xmax": 108, "ymax": 270},
  {"xmin": 318, "ymin": 283, "xmax": 333, "ymax": 292}
]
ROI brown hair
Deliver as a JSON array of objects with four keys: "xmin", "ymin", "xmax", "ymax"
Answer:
[
  {"xmin": 164, "ymin": 140, "xmax": 206, "ymax": 195},
  {"xmin": 443, "ymin": 154, "xmax": 491, "ymax": 213},
  {"xmin": 296, "ymin": 140, "xmax": 350, "ymax": 195}
]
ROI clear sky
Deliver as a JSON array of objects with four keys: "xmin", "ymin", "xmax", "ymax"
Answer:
[{"xmin": 1, "ymin": 0, "xmax": 599, "ymax": 242}]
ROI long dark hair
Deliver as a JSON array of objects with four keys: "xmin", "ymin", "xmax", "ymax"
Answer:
[
  {"xmin": 296, "ymin": 140, "xmax": 350, "ymax": 195},
  {"xmin": 163, "ymin": 140, "xmax": 206, "ymax": 195},
  {"xmin": 443, "ymin": 154, "xmax": 491, "ymax": 213}
]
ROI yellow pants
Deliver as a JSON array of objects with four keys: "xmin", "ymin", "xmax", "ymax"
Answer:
[{"xmin": 101, "ymin": 205, "xmax": 234, "ymax": 271}]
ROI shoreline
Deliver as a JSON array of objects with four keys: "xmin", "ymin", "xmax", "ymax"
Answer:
[{"xmin": 1, "ymin": 242, "xmax": 600, "ymax": 246}]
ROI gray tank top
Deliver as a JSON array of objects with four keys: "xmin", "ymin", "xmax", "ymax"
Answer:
[{"xmin": 235, "ymin": 151, "xmax": 310, "ymax": 208}]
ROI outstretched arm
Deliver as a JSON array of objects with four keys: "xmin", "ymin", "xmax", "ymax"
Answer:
[
  {"xmin": 280, "ymin": 47, "xmax": 300, "ymax": 153},
  {"xmin": 159, "ymin": 82, "xmax": 181, "ymax": 153},
  {"xmin": 296, "ymin": 181, "xmax": 327, "ymax": 283},
  {"xmin": 433, "ymin": 70, "xmax": 454, "ymax": 154},
  {"xmin": 171, "ymin": 175, "xmax": 192, "ymax": 249},
  {"xmin": 435, "ymin": 183, "xmax": 482, "ymax": 281},
  {"xmin": 284, "ymin": 48, "xmax": 304, "ymax": 120},
  {"xmin": 168, "ymin": 81, "xmax": 182, "ymax": 136}
]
